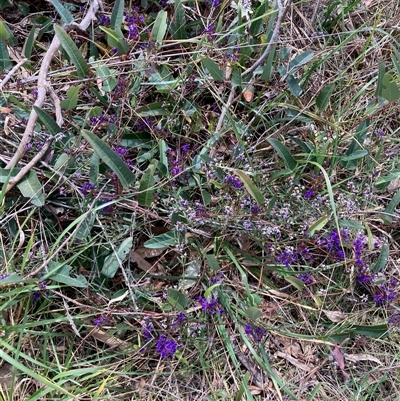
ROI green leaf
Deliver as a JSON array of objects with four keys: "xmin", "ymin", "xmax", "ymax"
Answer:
[
  {"xmin": 144, "ymin": 229, "xmax": 179, "ymax": 249},
  {"xmin": 137, "ymin": 164, "xmax": 156, "ymax": 207},
  {"xmin": 234, "ymin": 169, "xmax": 263, "ymax": 206},
  {"xmin": 81, "ymin": 130, "xmax": 136, "ymax": 189},
  {"xmin": 371, "ymin": 244, "xmax": 389, "ymax": 273},
  {"xmin": 375, "ymin": 171, "xmax": 400, "ymax": 186},
  {"xmin": 17, "ymin": 170, "xmax": 44, "ymax": 206},
  {"xmin": 382, "ymin": 72, "xmax": 400, "ymax": 102},
  {"xmin": 158, "ymin": 139, "xmax": 169, "ymax": 176},
  {"xmin": 60, "ymin": 84, "xmax": 82, "ymax": 110},
  {"xmin": 167, "ymin": 288, "xmax": 189, "ymax": 311},
  {"xmin": 286, "ymin": 74, "xmax": 302, "ymax": 96},
  {"xmin": 261, "ymin": 44, "xmax": 276, "ymax": 81},
  {"xmin": 204, "ymin": 283, "xmax": 221, "ymax": 298},
  {"xmin": 288, "ymin": 50, "xmax": 314, "ymax": 71},
  {"xmin": 49, "ymin": 0, "xmax": 74, "ymax": 24},
  {"xmin": 110, "ymin": 0, "xmax": 124, "ymax": 30},
  {"xmin": 102, "ymin": 237, "xmax": 133, "ymax": 278},
  {"xmin": 54, "ymin": 24, "xmax": 90, "ymax": 79},
  {"xmin": 202, "ymin": 58, "xmax": 224, "ymax": 82},
  {"xmin": 171, "ymin": 0, "xmax": 187, "ymax": 40},
  {"xmin": 136, "ymin": 102, "xmax": 171, "ymax": 116},
  {"xmin": 0, "ymin": 21, "xmax": 10, "ymax": 40},
  {"xmin": 353, "ymin": 324, "xmax": 388, "ymax": 339},
  {"xmin": 48, "ymin": 263, "xmax": 88, "ymax": 288},
  {"xmin": 284, "ymin": 276, "xmax": 304, "ymax": 291},
  {"xmin": 340, "ymin": 149, "xmax": 368, "ymax": 162},
  {"xmin": 308, "ymin": 214, "xmax": 329, "ymax": 236},
  {"xmin": 34, "ymin": 106, "xmax": 62, "ymax": 135},
  {"xmin": 382, "ymin": 189, "xmax": 400, "ymax": 224},
  {"xmin": 96, "ymin": 65, "xmax": 117, "ymax": 92},
  {"xmin": 0, "ymin": 273, "xmax": 23, "ymax": 286},
  {"xmin": 74, "ymin": 211, "xmax": 95, "ymax": 242},
  {"xmin": 23, "ymin": 24, "xmax": 36, "ymax": 59},
  {"xmin": 98, "ymin": 26, "xmax": 130, "ymax": 55},
  {"xmin": 0, "ymin": 39, "xmax": 12, "ymax": 71},
  {"xmin": 267, "ymin": 138, "xmax": 297, "ymax": 171},
  {"xmin": 315, "ymin": 83, "xmax": 335, "ymax": 112},
  {"xmin": 152, "ymin": 10, "xmax": 168, "ymax": 44},
  {"xmin": 206, "ymin": 254, "xmax": 220, "ymax": 272},
  {"xmin": 245, "ymin": 306, "xmax": 262, "ymax": 320}
]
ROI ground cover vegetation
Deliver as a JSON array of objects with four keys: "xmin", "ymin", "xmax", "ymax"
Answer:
[{"xmin": 1, "ymin": 0, "xmax": 400, "ymax": 399}]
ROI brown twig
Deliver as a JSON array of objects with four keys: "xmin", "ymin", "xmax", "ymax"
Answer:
[{"xmin": 5, "ymin": 0, "xmax": 100, "ymax": 174}]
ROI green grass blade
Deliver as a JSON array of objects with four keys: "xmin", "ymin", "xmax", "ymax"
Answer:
[
  {"xmin": 54, "ymin": 24, "xmax": 90, "ymax": 79},
  {"xmin": 81, "ymin": 129, "xmax": 136, "ymax": 189},
  {"xmin": 23, "ymin": 24, "xmax": 36, "ymax": 59}
]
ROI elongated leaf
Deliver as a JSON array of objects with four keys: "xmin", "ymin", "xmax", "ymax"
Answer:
[
  {"xmin": 17, "ymin": 170, "xmax": 44, "ymax": 206},
  {"xmin": 0, "ymin": 168, "xmax": 19, "ymax": 183},
  {"xmin": 0, "ymin": 39, "xmax": 11, "ymax": 71},
  {"xmin": 284, "ymin": 276, "xmax": 305, "ymax": 291},
  {"xmin": 49, "ymin": 264, "xmax": 88, "ymax": 287},
  {"xmin": 171, "ymin": 0, "xmax": 187, "ymax": 40},
  {"xmin": 353, "ymin": 324, "xmax": 388, "ymax": 339},
  {"xmin": 202, "ymin": 58, "xmax": 224, "ymax": 82},
  {"xmin": 110, "ymin": 0, "xmax": 124, "ymax": 29},
  {"xmin": 316, "ymin": 83, "xmax": 335, "ymax": 112},
  {"xmin": 0, "ymin": 21, "xmax": 10, "ymax": 40},
  {"xmin": 102, "ymin": 237, "xmax": 133, "ymax": 278},
  {"xmin": 137, "ymin": 164, "xmax": 155, "ymax": 207},
  {"xmin": 34, "ymin": 106, "xmax": 62, "ymax": 135},
  {"xmin": 288, "ymin": 50, "xmax": 314, "ymax": 71},
  {"xmin": 152, "ymin": 10, "xmax": 168, "ymax": 44},
  {"xmin": 340, "ymin": 149, "xmax": 368, "ymax": 162},
  {"xmin": 136, "ymin": 102, "xmax": 170, "ymax": 116},
  {"xmin": 382, "ymin": 189, "xmax": 400, "ymax": 223},
  {"xmin": 98, "ymin": 26, "xmax": 130, "ymax": 55},
  {"xmin": 308, "ymin": 214, "xmax": 329, "ymax": 236},
  {"xmin": 0, "ymin": 273, "xmax": 23, "ymax": 286},
  {"xmin": 375, "ymin": 63, "xmax": 385, "ymax": 98},
  {"xmin": 286, "ymin": 74, "xmax": 302, "ymax": 96},
  {"xmin": 54, "ymin": 24, "xmax": 90, "ymax": 79},
  {"xmin": 144, "ymin": 229, "xmax": 179, "ymax": 249},
  {"xmin": 49, "ymin": 0, "xmax": 74, "ymax": 24},
  {"xmin": 234, "ymin": 169, "xmax": 263, "ymax": 206},
  {"xmin": 371, "ymin": 244, "xmax": 389, "ymax": 273},
  {"xmin": 60, "ymin": 84, "xmax": 82, "ymax": 110},
  {"xmin": 81, "ymin": 130, "xmax": 136, "ymax": 189},
  {"xmin": 267, "ymin": 138, "xmax": 297, "ymax": 171},
  {"xmin": 23, "ymin": 25, "xmax": 36, "ymax": 59}
]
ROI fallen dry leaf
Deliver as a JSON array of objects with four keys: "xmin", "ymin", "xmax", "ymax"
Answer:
[
  {"xmin": 333, "ymin": 344, "xmax": 349, "ymax": 379},
  {"xmin": 275, "ymin": 351, "xmax": 314, "ymax": 372},
  {"xmin": 344, "ymin": 353, "xmax": 383, "ymax": 365},
  {"xmin": 323, "ymin": 310, "xmax": 347, "ymax": 322}
]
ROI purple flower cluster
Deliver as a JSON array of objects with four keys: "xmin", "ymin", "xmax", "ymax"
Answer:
[
  {"xmin": 125, "ymin": 6, "xmax": 146, "ymax": 41},
  {"xmin": 304, "ymin": 189, "xmax": 316, "ymax": 199},
  {"xmin": 276, "ymin": 247, "xmax": 297, "ymax": 267},
  {"xmin": 113, "ymin": 146, "xmax": 134, "ymax": 169},
  {"xmin": 156, "ymin": 335, "xmax": 178, "ymax": 358},
  {"xmin": 171, "ymin": 312, "xmax": 187, "ymax": 329},
  {"xmin": 81, "ymin": 182, "xmax": 95, "ymax": 196},
  {"xmin": 93, "ymin": 315, "xmax": 108, "ymax": 327},
  {"xmin": 373, "ymin": 279, "xmax": 397, "ymax": 306},
  {"xmin": 113, "ymin": 74, "xmax": 127, "ymax": 98},
  {"xmin": 98, "ymin": 15, "xmax": 110, "ymax": 26},
  {"xmin": 388, "ymin": 312, "xmax": 400, "ymax": 326},
  {"xmin": 225, "ymin": 175, "xmax": 243, "ymax": 189},
  {"xmin": 245, "ymin": 324, "xmax": 267, "ymax": 343},
  {"xmin": 204, "ymin": 25, "xmax": 215, "ymax": 41},
  {"xmin": 297, "ymin": 272, "xmax": 314, "ymax": 285},
  {"xmin": 134, "ymin": 117, "xmax": 154, "ymax": 132},
  {"xmin": 0, "ymin": 273, "xmax": 10, "ymax": 280},
  {"xmin": 197, "ymin": 296, "xmax": 224, "ymax": 315},
  {"xmin": 89, "ymin": 114, "xmax": 117, "ymax": 126},
  {"xmin": 318, "ymin": 229, "xmax": 349, "ymax": 261},
  {"xmin": 142, "ymin": 321, "xmax": 154, "ymax": 342}
]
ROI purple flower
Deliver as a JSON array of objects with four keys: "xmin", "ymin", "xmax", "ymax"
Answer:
[
  {"xmin": 172, "ymin": 312, "xmax": 187, "ymax": 329},
  {"xmin": 155, "ymin": 335, "xmax": 178, "ymax": 358},
  {"xmin": 99, "ymin": 15, "xmax": 111, "ymax": 26},
  {"xmin": 32, "ymin": 291, "xmax": 41, "ymax": 302},
  {"xmin": 0, "ymin": 274, "xmax": 10, "ymax": 280},
  {"xmin": 388, "ymin": 312, "xmax": 400, "ymax": 326},
  {"xmin": 93, "ymin": 315, "xmax": 108, "ymax": 327},
  {"xmin": 142, "ymin": 321, "xmax": 154, "ymax": 342},
  {"xmin": 376, "ymin": 129, "xmax": 385, "ymax": 139},
  {"xmin": 356, "ymin": 269, "xmax": 375, "ymax": 284},
  {"xmin": 276, "ymin": 247, "xmax": 297, "ymax": 267},
  {"xmin": 181, "ymin": 143, "xmax": 191, "ymax": 154},
  {"xmin": 373, "ymin": 279, "xmax": 397, "ymax": 306},
  {"xmin": 245, "ymin": 324, "xmax": 267, "ymax": 343},
  {"xmin": 197, "ymin": 296, "xmax": 224, "ymax": 315},
  {"xmin": 304, "ymin": 189, "xmax": 315, "ymax": 199},
  {"xmin": 81, "ymin": 182, "xmax": 95, "ymax": 196},
  {"xmin": 225, "ymin": 175, "xmax": 243, "ymax": 189},
  {"xmin": 297, "ymin": 272, "xmax": 313, "ymax": 285}
]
